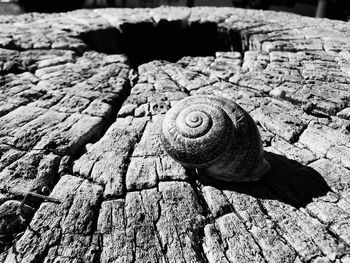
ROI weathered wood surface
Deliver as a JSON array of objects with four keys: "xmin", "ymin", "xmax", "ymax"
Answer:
[{"xmin": 0, "ymin": 6, "xmax": 350, "ymax": 263}]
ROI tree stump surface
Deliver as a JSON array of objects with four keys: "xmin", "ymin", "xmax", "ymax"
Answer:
[{"xmin": 0, "ymin": 6, "xmax": 350, "ymax": 263}]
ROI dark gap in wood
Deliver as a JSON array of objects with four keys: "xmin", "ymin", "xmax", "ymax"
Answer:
[{"xmin": 80, "ymin": 21, "xmax": 238, "ymax": 68}]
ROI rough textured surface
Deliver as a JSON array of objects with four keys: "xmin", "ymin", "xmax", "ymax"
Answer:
[{"xmin": 0, "ymin": 6, "xmax": 350, "ymax": 263}]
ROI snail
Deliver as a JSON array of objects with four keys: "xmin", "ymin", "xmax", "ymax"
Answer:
[{"xmin": 160, "ymin": 95, "xmax": 270, "ymax": 182}]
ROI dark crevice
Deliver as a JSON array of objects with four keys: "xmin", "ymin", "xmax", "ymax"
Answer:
[
  {"xmin": 186, "ymin": 169, "xmax": 215, "ymax": 263},
  {"xmin": 80, "ymin": 27, "xmax": 124, "ymax": 55},
  {"xmin": 64, "ymin": 79, "xmax": 133, "ymax": 163},
  {"xmin": 89, "ymin": 192, "xmax": 104, "ymax": 263},
  {"xmin": 80, "ymin": 21, "xmax": 235, "ymax": 69},
  {"xmin": 187, "ymin": 169, "xmax": 213, "ymax": 221},
  {"xmin": 112, "ymin": 119, "xmax": 148, "ymax": 200},
  {"xmin": 219, "ymin": 27, "xmax": 244, "ymax": 54}
]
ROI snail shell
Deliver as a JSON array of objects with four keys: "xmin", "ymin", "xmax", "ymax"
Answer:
[{"xmin": 160, "ymin": 95, "xmax": 270, "ymax": 182}]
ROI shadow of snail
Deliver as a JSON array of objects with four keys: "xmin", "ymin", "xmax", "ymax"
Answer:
[{"xmin": 160, "ymin": 95, "xmax": 331, "ymax": 208}]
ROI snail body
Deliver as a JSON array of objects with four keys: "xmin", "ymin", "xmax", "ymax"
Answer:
[{"xmin": 160, "ymin": 95, "xmax": 270, "ymax": 182}]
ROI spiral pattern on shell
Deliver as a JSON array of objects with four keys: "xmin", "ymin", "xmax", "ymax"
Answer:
[
  {"xmin": 160, "ymin": 95, "xmax": 270, "ymax": 182},
  {"xmin": 161, "ymin": 97, "xmax": 233, "ymax": 168}
]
